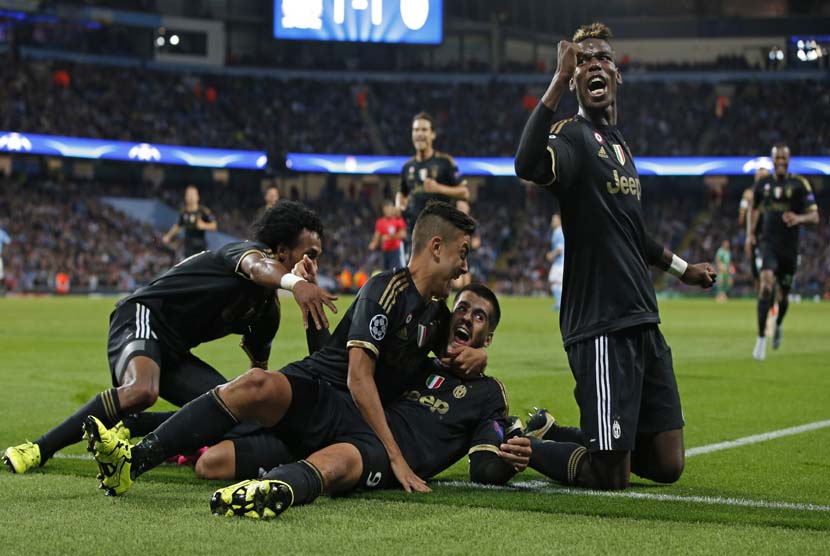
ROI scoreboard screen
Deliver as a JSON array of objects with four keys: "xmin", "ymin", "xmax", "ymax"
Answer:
[{"xmin": 273, "ymin": 0, "xmax": 442, "ymax": 44}]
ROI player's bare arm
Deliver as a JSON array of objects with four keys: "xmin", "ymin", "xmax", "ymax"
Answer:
[
  {"xmin": 782, "ymin": 208, "xmax": 819, "ymax": 227},
  {"xmin": 347, "ymin": 347, "xmax": 430, "ymax": 493},
  {"xmin": 423, "ymin": 178, "xmax": 470, "ymax": 201},
  {"xmin": 196, "ymin": 218, "xmax": 217, "ymax": 231},
  {"xmin": 395, "ymin": 191, "xmax": 409, "ymax": 212},
  {"xmin": 162, "ymin": 222, "xmax": 180, "ymax": 244},
  {"xmin": 644, "ymin": 234, "xmax": 716, "ymax": 288},
  {"xmin": 240, "ymin": 252, "xmax": 338, "ymax": 330}
]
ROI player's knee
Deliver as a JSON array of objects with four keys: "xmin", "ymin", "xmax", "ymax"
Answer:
[
  {"xmin": 195, "ymin": 448, "xmax": 233, "ymax": 480},
  {"xmin": 650, "ymin": 457, "xmax": 684, "ymax": 484},
  {"xmin": 119, "ymin": 383, "xmax": 159, "ymax": 410},
  {"xmin": 224, "ymin": 367, "xmax": 275, "ymax": 403}
]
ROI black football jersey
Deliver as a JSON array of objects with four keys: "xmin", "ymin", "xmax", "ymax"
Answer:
[
  {"xmin": 539, "ymin": 115, "xmax": 660, "ymax": 347},
  {"xmin": 753, "ymin": 174, "xmax": 817, "ymax": 253},
  {"xmin": 121, "ymin": 240, "xmax": 279, "ymax": 356},
  {"xmin": 399, "ymin": 152, "xmax": 461, "ymax": 226},
  {"xmin": 387, "ymin": 363, "xmax": 509, "ymax": 480},
  {"xmin": 179, "ymin": 205, "xmax": 214, "ymax": 250},
  {"xmin": 295, "ymin": 268, "xmax": 450, "ymax": 400}
]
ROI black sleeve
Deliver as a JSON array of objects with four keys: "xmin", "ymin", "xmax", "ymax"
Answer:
[
  {"xmin": 201, "ymin": 207, "xmax": 215, "ymax": 223},
  {"xmin": 219, "ymin": 241, "xmax": 270, "ymax": 278},
  {"xmin": 240, "ymin": 298, "xmax": 279, "ymax": 367},
  {"xmin": 399, "ymin": 166, "xmax": 409, "ymax": 195},
  {"xmin": 469, "ymin": 451, "xmax": 517, "ymax": 485},
  {"xmin": 345, "ymin": 274, "xmax": 394, "ymax": 357},
  {"xmin": 643, "ymin": 233, "xmax": 666, "ymax": 268},
  {"xmin": 514, "ymin": 102, "xmax": 558, "ymax": 185},
  {"xmin": 306, "ymin": 318, "xmax": 332, "ymax": 355},
  {"xmin": 442, "ymin": 156, "xmax": 461, "ymax": 186},
  {"xmin": 752, "ymin": 180, "xmax": 762, "ymax": 210},
  {"xmin": 177, "ymin": 210, "xmax": 185, "ymax": 225}
]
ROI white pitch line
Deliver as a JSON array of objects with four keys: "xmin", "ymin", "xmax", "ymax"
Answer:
[
  {"xmin": 437, "ymin": 480, "xmax": 830, "ymax": 513},
  {"xmin": 685, "ymin": 420, "xmax": 830, "ymax": 458}
]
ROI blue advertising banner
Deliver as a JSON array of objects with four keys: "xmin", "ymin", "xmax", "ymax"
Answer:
[
  {"xmin": 273, "ymin": 0, "xmax": 442, "ymax": 44},
  {"xmin": 286, "ymin": 153, "xmax": 830, "ymax": 176},
  {"xmin": 0, "ymin": 131, "xmax": 268, "ymax": 169}
]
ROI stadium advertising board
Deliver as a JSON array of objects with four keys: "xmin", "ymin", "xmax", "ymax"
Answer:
[
  {"xmin": 273, "ymin": 0, "xmax": 442, "ymax": 44},
  {"xmin": 286, "ymin": 153, "xmax": 830, "ymax": 176},
  {"xmin": 0, "ymin": 131, "xmax": 268, "ymax": 169}
]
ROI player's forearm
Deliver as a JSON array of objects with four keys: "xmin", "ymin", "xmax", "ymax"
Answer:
[
  {"xmin": 800, "ymin": 210, "xmax": 819, "ymax": 225},
  {"xmin": 395, "ymin": 192, "xmax": 408, "ymax": 211},
  {"xmin": 348, "ymin": 367, "xmax": 403, "ymax": 461},
  {"xmin": 199, "ymin": 220, "xmax": 217, "ymax": 231},
  {"xmin": 433, "ymin": 182, "xmax": 469, "ymax": 201},
  {"xmin": 514, "ymin": 101, "xmax": 557, "ymax": 182},
  {"xmin": 248, "ymin": 259, "xmax": 290, "ymax": 290}
]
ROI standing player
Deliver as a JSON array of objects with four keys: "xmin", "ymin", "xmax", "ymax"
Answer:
[
  {"xmin": 714, "ymin": 240, "xmax": 732, "ymax": 303},
  {"xmin": 397, "ymin": 112, "xmax": 470, "ymax": 241},
  {"xmin": 162, "ymin": 185, "xmax": 217, "ymax": 257},
  {"xmin": 0, "ymin": 224, "xmax": 10, "ymax": 294},
  {"xmin": 264, "ymin": 184, "xmax": 280, "ymax": 209},
  {"xmin": 749, "ymin": 144, "xmax": 819, "ymax": 360},
  {"xmin": 547, "ymin": 213, "xmax": 565, "ymax": 311},
  {"xmin": 514, "ymin": 23, "xmax": 715, "ymax": 490},
  {"xmin": 3, "ymin": 201, "xmax": 337, "ymax": 474},
  {"xmin": 85, "ymin": 201, "xmax": 480, "ymax": 495},
  {"xmin": 368, "ymin": 200, "xmax": 407, "ymax": 270}
]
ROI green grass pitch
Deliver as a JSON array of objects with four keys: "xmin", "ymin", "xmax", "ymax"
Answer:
[{"xmin": 1, "ymin": 296, "xmax": 828, "ymax": 555}]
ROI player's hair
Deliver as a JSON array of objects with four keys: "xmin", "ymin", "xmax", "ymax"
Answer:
[
  {"xmin": 572, "ymin": 22, "xmax": 613, "ymax": 43},
  {"xmin": 411, "ymin": 200, "xmax": 477, "ymax": 255},
  {"xmin": 250, "ymin": 199, "xmax": 324, "ymax": 250},
  {"xmin": 771, "ymin": 142, "xmax": 790, "ymax": 154},
  {"xmin": 412, "ymin": 111, "xmax": 435, "ymax": 131},
  {"xmin": 454, "ymin": 283, "xmax": 501, "ymax": 331}
]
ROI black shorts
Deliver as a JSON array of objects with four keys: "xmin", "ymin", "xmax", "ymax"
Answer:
[
  {"xmin": 107, "ymin": 302, "xmax": 226, "ymax": 406},
  {"xmin": 275, "ymin": 372, "xmax": 394, "ymax": 491},
  {"xmin": 759, "ymin": 243, "xmax": 797, "ymax": 288},
  {"xmin": 565, "ymin": 324, "xmax": 684, "ymax": 453}
]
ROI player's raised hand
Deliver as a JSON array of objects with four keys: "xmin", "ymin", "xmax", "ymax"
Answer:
[
  {"xmin": 681, "ymin": 262, "xmax": 717, "ymax": 289},
  {"xmin": 555, "ymin": 40, "xmax": 580, "ymax": 81},
  {"xmin": 391, "ymin": 456, "xmax": 431, "ymax": 493},
  {"xmin": 497, "ymin": 437, "xmax": 532, "ymax": 472},
  {"xmin": 292, "ymin": 254, "xmax": 318, "ymax": 284},
  {"xmin": 292, "ymin": 281, "xmax": 338, "ymax": 330},
  {"xmin": 440, "ymin": 345, "xmax": 487, "ymax": 379}
]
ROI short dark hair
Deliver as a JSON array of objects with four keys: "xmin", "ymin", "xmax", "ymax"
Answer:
[
  {"xmin": 412, "ymin": 111, "xmax": 435, "ymax": 131},
  {"xmin": 573, "ymin": 22, "xmax": 613, "ymax": 43},
  {"xmin": 411, "ymin": 200, "xmax": 476, "ymax": 255},
  {"xmin": 250, "ymin": 199, "xmax": 323, "ymax": 250},
  {"xmin": 454, "ymin": 283, "xmax": 501, "ymax": 331},
  {"xmin": 771, "ymin": 142, "xmax": 790, "ymax": 154}
]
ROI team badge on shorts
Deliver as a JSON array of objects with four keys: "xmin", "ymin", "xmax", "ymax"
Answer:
[
  {"xmin": 369, "ymin": 314, "xmax": 388, "ymax": 341},
  {"xmin": 453, "ymin": 385, "xmax": 467, "ymax": 399},
  {"xmin": 612, "ymin": 419, "xmax": 621, "ymax": 440}
]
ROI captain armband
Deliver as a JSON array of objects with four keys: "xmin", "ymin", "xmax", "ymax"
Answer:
[
  {"xmin": 668, "ymin": 254, "xmax": 688, "ymax": 278},
  {"xmin": 280, "ymin": 273, "xmax": 307, "ymax": 292}
]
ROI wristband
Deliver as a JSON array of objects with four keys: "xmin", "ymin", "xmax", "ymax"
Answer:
[
  {"xmin": 668, "ymin": 254, "xmax": 688, "ymax": 278},
  {"xmin": 280, "ymin": 273, "xmax": 307, "ymax": 291}
]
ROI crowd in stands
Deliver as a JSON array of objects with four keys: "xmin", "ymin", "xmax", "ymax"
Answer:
[
  {"xmin": 3, "ymin": 175, "xmax": 827, "ymax": 299},
  {"xmin": 2, "ymin": 60, "xmax": 828, "ymax": 166}
]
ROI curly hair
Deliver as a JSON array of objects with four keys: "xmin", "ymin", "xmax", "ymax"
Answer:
[
  {"xmin": 250, "ymin": 200, "xmax": 324, "ymax": 250},
  {"xmin": 572, "ymin": 22, "xmax": 613, "ymax": 43}
]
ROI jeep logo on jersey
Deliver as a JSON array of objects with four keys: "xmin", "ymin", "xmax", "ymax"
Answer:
[
  {"xmin": 606, "ymin": 169, "xmax": 641, "ymax": 200},
  {"xmin": 369, "ymin": 314, "xmax": 388, "ymax": 341}
]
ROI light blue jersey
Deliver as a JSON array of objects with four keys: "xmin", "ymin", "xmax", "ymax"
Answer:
[
  {"xmin": 551, "ymin": 227, "xmax": 564, "ymax": 266},
  {"xmin": 0, "ymin": 229, "xmax": 10, "ymax": 256}
]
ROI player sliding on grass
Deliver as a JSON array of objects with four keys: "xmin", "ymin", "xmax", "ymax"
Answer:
[
  {"xmin": 514, "ymin": 22, "xmax": 716, "ymax": 490},
  {"xmin": 3, "ymin": 200, "xmax": 337, "ymax": 474},
  {"xmin": 85, "ymin": 201, "xmax": 487, "ymax": 496}
]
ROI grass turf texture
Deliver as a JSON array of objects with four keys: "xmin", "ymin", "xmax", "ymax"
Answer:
[{"xmin": 1, "ymin": 296, "xmax": 828, "ymax": 554}]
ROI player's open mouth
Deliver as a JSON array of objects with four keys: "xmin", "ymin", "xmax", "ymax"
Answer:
[
  {"xmin": 588, "ymin": 76, "xmax": 607, "ymax": 98},
  {"xmin": 453, "ymin": 325, "xmax": 471, "ymax": 346}
]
